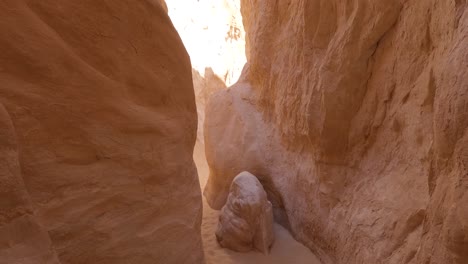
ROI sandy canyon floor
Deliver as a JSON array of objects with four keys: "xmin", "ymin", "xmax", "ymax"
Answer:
[{"xmin": 193, "ymin": 142, "xmax": 321, "ymax": 264}]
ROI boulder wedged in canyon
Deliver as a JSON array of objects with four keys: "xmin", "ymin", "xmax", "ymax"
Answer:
[
  {"xmin": 205, "ymin": 0, "xmax": 468, "ymax": 263},
  {"xmin": 0, "ymin": 1, "xmax": 203, "ymax": 263},
  {"xmin": 216, "ymin": 171, "xmax": 274, "ymax": 254}
]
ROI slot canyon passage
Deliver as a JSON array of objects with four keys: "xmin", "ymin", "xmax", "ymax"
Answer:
[{"xmin": 0, "ymin": 1, "xmax": 467, "ymax": 264}]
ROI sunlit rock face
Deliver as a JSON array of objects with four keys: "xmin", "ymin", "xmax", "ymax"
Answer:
[
  {"xmin": 0, "ymin": 1, "xmax": 203, "ymax": 263},
  {"xmin": 205, "ymin": 0, "xmax": 468, "ymax": 263},
  {"xmin": 166, "ymin": 0, "xmax": 246, "ymax": 142}
]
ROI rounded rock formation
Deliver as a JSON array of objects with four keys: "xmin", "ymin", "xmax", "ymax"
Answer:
[{"xmin": 216, "ymin": 171, "xmax": 274, "ymax": 254}]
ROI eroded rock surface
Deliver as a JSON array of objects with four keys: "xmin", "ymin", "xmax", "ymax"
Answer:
[
  {"xmin": 0, "ymin": 1, "xmax": 203, "ymax": 263},
  {"xmin": 216, "ymin": 172, "xmax": 274, "ymax": 254},
  {"xmin": 205, "ymin": 0, "xmax": 468, "ymax": 263},
  {"xmin": 0, "ymin": 103, "xmax": 61, "ymax": 264}
]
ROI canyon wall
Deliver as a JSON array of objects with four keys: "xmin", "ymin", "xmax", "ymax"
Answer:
[
  {"xmin": 0, "ymin": 1, "xmax": 203, "ymax": 263},
  {"xmin": 166, "ymin": 0, "xmax": 245, "ymax": 142},
  {"xmin": 204, "ymin": 0, "xmax": 468, "ymax": 263}
]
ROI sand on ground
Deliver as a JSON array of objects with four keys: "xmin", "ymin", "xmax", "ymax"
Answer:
[{"xmin": 194, "ymin": 142, "xmax": 322, "ymax": 264}]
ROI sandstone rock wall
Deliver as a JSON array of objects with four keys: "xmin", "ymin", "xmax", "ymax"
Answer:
[
  {"xmin": 205, "ymin": 0, "xmax": 468, "ymax": 263},
  {"xmin": 192, "ymin": 69, "xmax": 227, "ymax": 144},
  {"xmin": 166, "ymin": 0, "xmax": 245, "ymax": 142},
  {"xmin": 0, "ymin": 104, "xmax": 61, "ymax": 264},
  {"xmin": 0, "ymin": 1, "xmax": 203, "ymax": 263}
]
